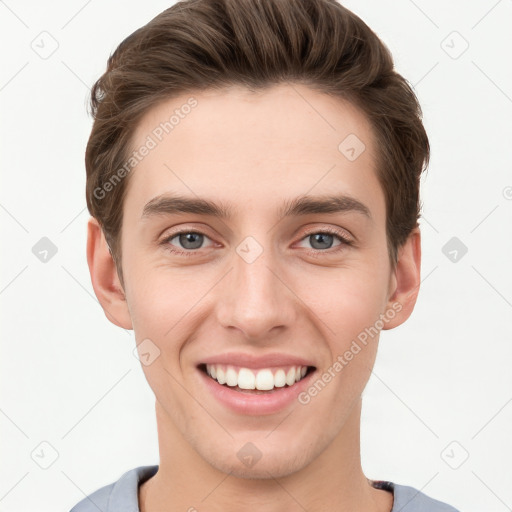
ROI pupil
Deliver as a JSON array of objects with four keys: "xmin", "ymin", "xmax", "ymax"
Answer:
[
  {"xmin": 180, "ymin": 233, "xmax": 203, "ymax": 249},
  {"xmin": 311, "ymin": 233, "xmax": 333, "ymax": 250}
]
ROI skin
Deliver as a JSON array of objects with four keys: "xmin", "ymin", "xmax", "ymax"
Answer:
[{"xmin": 87, "ymin": 83, "xmax": 421, "ymax": 512}]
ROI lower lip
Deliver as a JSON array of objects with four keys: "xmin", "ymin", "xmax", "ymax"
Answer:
[{"xmin": 198, "ymin": 367, "xmax": 315, "ymax": 416}]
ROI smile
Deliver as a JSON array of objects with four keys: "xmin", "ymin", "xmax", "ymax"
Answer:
[
  {"xmin": 202, "ymin": 364, "xmax": 312, "ymax": 392},
  {"xmin": 196, "ymin": 353, "xmax": 317, "ymax": 414}
]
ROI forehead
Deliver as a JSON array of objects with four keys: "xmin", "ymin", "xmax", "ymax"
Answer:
[{"xmin": 123, "ymin": 83, "xmax": 383, "ymax": 223}]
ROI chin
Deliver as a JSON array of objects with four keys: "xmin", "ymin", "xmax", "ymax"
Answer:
[
  {"xmin": 212, "ymin": 456, "xmax": 305, "ymax": 480},
  {"xmin": 197, "ymin": 439, "xmax": 319, "ymax": 480}
]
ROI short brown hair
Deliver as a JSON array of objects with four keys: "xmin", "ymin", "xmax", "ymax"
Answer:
[{"xmin": 85, "ymin": 0, "xmax": 430, "ymax": 287}]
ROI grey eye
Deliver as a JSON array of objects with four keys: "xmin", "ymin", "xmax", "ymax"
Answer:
[
  {"xmin": 164, "ymin": 232, "xmax": 209, "ymax": 251},
  {"xmin": 176, "ymin": 232, "xmax": 204, "ymax": 250},
  {"xmin": 308, "ymin": 233, "xmax": 338, "ymax": 250}
]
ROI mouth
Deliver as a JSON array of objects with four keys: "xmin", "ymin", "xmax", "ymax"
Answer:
[
  {"xmin": 197, "ymin": 363, "xmax": 316, "ymax": 394},
  {"xmin": 196, "ymin": 353, "xmax": 318, "ymax": 415}
]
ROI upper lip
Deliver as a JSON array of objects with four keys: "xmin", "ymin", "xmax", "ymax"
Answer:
[{"xmin": 199, "ymin": 352, "xmax": 316, "ymax": 369}]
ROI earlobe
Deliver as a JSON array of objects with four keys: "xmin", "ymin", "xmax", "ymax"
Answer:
[
  {"xmin": 86, "ymin": 216, "xmax": 133, "ymax": 330},
  {"xmin": 382, "ymin": 227, "xmax": 421, "ymax": 330}
]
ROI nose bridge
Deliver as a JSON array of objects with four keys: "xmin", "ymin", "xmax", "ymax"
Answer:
[{"xmin": 216, "ymin": 235, "xmax": 295, "ymax": 339}]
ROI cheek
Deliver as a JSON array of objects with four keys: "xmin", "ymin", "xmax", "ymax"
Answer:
[
  {"xmin": 126, "ymin": 262, "xmax": 207, "ymax": 339},
  {"xmin": 127, "ymin": 269, "xmax": 203, "ymax": 420},
  {"xmin": 304, "ymin": 280, "xmax": 384, "ymax": 413},
  {"xmin": 312, "ymin": 269, "xmax": 388, "ymax": 337}
]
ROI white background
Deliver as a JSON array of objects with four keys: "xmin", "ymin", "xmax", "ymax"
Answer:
[{"xmin": 1, "ymin": 1, "xmax": 511, "ymax": 511}]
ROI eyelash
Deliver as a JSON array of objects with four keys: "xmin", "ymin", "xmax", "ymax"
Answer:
[{"xmin": 160, "ymin": 227, "xmax": 353, "ymax": 258}]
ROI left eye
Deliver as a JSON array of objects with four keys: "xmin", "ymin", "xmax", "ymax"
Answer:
[{"xmin": 297, "ymin": 232, "xmax": 348, "ymax": 251}]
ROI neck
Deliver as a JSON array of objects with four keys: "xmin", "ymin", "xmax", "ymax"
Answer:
[{"xmin": 139, "ymin": 398, "xmax": 392, "ymax": 512}]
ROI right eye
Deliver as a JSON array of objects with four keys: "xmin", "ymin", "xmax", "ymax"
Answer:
[{"xmin": 161, "ymin": 230, "xmax": 215, "ymax": 257}]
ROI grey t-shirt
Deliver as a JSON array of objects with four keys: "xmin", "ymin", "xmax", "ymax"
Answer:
[{"xmin": 69, "ymin": 465, "xmax": 460, "ymax": 512}]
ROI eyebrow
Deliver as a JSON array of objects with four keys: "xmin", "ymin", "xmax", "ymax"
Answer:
[{"xmin": 141, "ymin": 192, "xmax": 371, "ymax": 221}]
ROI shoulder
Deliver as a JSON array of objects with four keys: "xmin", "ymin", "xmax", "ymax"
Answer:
[
  {"xmin": 391, "ymin": 482, "xmax": 461, "ymax": 512},
  {"xmin": 69, "ymin": 465, "xmax": 158, "ymax": 512},
  {"xmin": 69, "ymin": 481, "xmax": 114, "ymax": 512}
]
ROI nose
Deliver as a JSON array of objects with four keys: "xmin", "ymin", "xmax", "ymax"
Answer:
[{"xmin": 215, "ymin": 240, "xmax": 297, "ymax": 342}]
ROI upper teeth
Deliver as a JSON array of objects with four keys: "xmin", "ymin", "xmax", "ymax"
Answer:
[{"xmin": 206, "ymin": 364, "xmax": 308, "ymax": 390}]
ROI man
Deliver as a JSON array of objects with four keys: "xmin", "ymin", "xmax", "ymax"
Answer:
[{"xmin": 71, "ymin": 0, "xmax": 460, "ymax": 510}]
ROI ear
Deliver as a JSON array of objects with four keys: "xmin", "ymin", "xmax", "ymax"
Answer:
[
  {"xmin": 382, "ymin": 226, "xmax": 421, "ymax": 330},
  {"xmin": 86, "ymin": 216, "xmax": 133, "ymax": 330}
]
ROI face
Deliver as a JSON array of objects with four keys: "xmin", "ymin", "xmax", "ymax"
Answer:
[{"xmin": 115, "ymin": 83, "xmax": 402, "ymax": 478}]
